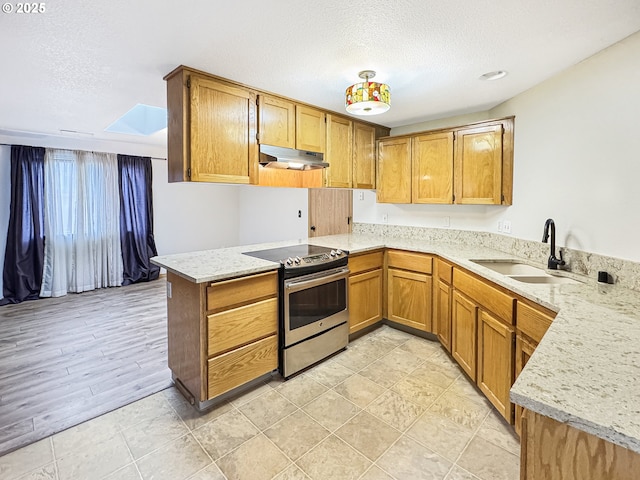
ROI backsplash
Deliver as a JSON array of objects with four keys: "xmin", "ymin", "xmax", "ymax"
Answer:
[{"xmin": 353, "ymin": 223, "xmax": 640, "ymax": 292}]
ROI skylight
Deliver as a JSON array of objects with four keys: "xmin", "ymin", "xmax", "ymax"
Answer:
[{"xmin": 105, "ymin": 104, "xmax": 167, "ymax": 136}]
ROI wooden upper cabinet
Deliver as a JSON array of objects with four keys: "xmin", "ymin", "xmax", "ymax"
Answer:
[
  {"xmin": 296, "ymin": 105, "xmax": 326, "ymax": 153},
  {"xmin": 325, "ymin": 114, "xmax": 353, "ymax": 188},
  {"xmin": 258, "ymin": 95, "xmax": 295, "ymax": 148},
  {"xmin": 412, "ymin": 131, "xmax": 454, "ymax": 204},
  {"xmin": 454, "ymin": 124, "xmax": 504, "ymax": 204},
  {"xmin": 189, "ymin": 76, "xmax": 258, "ymax": 184},
  {"xmin": 353, "ymin": 122, "xmax": 377, "ymax": 189},
  {"xmin": 377, "ymin": 137, "xmax": 412, "ymax": 203}
]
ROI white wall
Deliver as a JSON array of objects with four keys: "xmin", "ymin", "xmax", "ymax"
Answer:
[
  {"xmin": 237, "ymin": 185, "xmax": 309, "ymax": 246},
  {"xmin": 152, "ymin": 160, "xmax": 241, "ymax": 254},
  {"xmin": 355, "ymin": 31, "xmax": 640, "ymax": 262}
]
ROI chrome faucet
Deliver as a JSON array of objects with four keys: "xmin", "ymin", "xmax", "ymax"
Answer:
[{"xmin": 542, "ymin": 218, "xmax": 566, "ymax": 270}]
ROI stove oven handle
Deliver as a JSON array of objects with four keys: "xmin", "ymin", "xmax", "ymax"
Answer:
[{"xmin": 284, "ymin": 268, "xmax": 350, "ymax": 293}]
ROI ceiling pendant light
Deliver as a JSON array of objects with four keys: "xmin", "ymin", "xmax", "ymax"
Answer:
[{"xmin": 345, "ymin": 70, "xmax": 391, "ymax": 116}]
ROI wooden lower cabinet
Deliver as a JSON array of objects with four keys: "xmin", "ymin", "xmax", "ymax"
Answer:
[
  {"xmin": 514, "ymin": 334, "xmax": 537, "ymax": 436},
  {"xmin": 434, "ymin": 279, "xmax": 452, "ymax": 351},
  {"xmin": 477, "ymin": 309, "xmax": 515, "ymax": 422},
  {"xmin": 521, "ymin": 410, "xmax": 640, "ymax": 480},
  {"xmin": 387, "ymin": 268, "xmax": 432, "ymax": 331},
  {"xmin": 166, "ymin": 270, "xmax": 278, "ymax": 406},
  {"xmin": 348, "ymin": 251, "xmax": 384, "ymax": 334},
  {"xmin": 451, "ymin": 290, "xmax": 478, "ymax": 380}
]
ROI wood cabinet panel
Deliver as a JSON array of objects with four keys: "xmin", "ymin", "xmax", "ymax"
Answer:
[
  {"xmin": 387, "ymin": 250, "xmax": 433, "ymax": 274},
  {"xmin": 412, "ymin": 131, "xmax": 454, "ymax": 204},
  {"xmin": 387, "ymin": 268, "xmax": 432, "ymax": 332},
  {"xmin": 189, "ymin": 76, "xmax": 258, "ymax": 184},
  {"xmin": 436, "ymin": 258, "xmax": 453, "ymax": 284},
  {"xmin": 477, "ymin": 309, "xmax": 515, "ymax": 422},
  {"xmin": 325, "ymin": 114, "xmax": 353, "ymax": 188},
  {"xmin": 353, "ymin": 122, "xmax": 377, "ymax": 189},
  {"xmin": 349, "ymin": 268, "xmax": 383, "ymax": 334},
  {"xmin": 296, "ymin": 105, "xmax": 326, "ymax": 153},
  {"xmin": 349, "ymin": 251, "xmax": 384, "ymax": 275},
  {"xmin": 454, "ymin": 124, "xmax": 503, "ymax": 204},
  {"xmin": 521, "ymin": 410, "xmax": 640, "ymax": 480},
  {"xmin": 377, "ymin": 137, "xmax": 412, "ymax": 203},
  {"xmin": 207, "ymin": 271, "xmax": 278, "ymax": 312},
  {"xmin": 207, "ymin": 298, "xmax": 278, "ymax": 357},
  {"xmin": 258, "ymin": 95, "xmax": 295, "ymax": 148},
  {"xmin": 434, "ymin": 278, "xmax": 452, "ymax": 352},
  {"xmin": 453, "ymin": 268, "xmax": 515, "ymax": 323},
  {"xmin": 207, "ymin": 335, "xmax": 278, "ymax": 398},
  {"xmin": 452, "ymin": 290, "xmax": 478, "ymax": 381},
  {"xmin": 517, "ymin": 301, "xmax": 556, "ymax": 344},
  {"xmin": 515, "ymin": 334, "xmax": 537, "ymax": 436}
]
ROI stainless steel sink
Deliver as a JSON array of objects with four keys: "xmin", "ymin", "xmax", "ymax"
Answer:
[
  {"xmin": 510, "ymin": 275, "xmax": 582, "ymax": 285},
  {"xmin": 471, "ymin": 260, "xmax": 546, "ymax": 276}
]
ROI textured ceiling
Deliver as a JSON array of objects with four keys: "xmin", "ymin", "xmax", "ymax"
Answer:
[{"xmin": 1, "ymin": 0, "xmax": 639, "ymax": 151}]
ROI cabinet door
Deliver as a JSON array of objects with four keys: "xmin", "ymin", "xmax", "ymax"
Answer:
[
  {"xmin": 434, "ymin": 279, "xmax": 452, "ymax": 352},
  {"xmin": 454, "ymin": 124, "xmax": 503, "ymax": 204},
  {"xmin": 325, "ymin": 115, "xmax": 353, "ymax": 188},
  {"xmin": 412, "ymin": 131, "xmax": 454, "ymax": 204},
  {"xmin": 349, "ymin": 269, "xmax": 383, "ymax": 334},
  {"xmin": 387, "ymin": 268, "xmax": 432, "ymax": 331},
  {"xmin": 451, "ymin": 290, "xmax": 478, "ymax": 380},
  {"xmin": 353, "ymin": 122, "xmax": 376, "ymax": 189},
  {"xmin": 377, "ymin": 137, "xmax": 412, "ymax": 203},
  {"xmin": 296, "ymin": 105, "xmax": 326, "ymax": 153},
  {"xmin": 258, "ymin": 95, "xmax": 295, "ymax": 148},
  {"xmin": 189, "ymin": 76, "xmax": 258, "ymax": 184},
  {"xmin": 477, "ymin": 309, "xmax": 515, "ymax": 422},
  {"xmin": 514, "ymin": 333, "xmax": 537, "ymax": 436}
]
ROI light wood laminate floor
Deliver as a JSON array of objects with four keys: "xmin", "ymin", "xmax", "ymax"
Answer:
[{"xmin": 0, "ymin": 277, "xmax": 171, "ymax": 456}]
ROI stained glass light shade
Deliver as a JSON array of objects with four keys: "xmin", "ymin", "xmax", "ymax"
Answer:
[{"xmin": 345, "ymin": 81, "xmax": 391, "ymax": 116}]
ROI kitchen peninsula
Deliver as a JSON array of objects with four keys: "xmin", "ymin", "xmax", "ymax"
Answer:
[{"xmin": 152, "ymin": 228, "xmax": 640, "ymax": 478}]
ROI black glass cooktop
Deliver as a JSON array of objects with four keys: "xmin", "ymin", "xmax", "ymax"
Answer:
[{"xmin": 242, "ymin": 244, "xmax": 333, "ymax": 263}]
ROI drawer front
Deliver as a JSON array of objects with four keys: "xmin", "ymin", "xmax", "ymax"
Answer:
[
  {"xmin": 207, "ymin": 271, "xmax": 277, "ymax": 311},
  {"xmin": 517, "ymin": 301, "xmax": 556, "ymax": 343},
  {"xmin": 436, "ymin": 258, "xmax": 453, "ymax": 284},
  {"xmin": 387, "ymin": 250, "xmax": 433, "ymax": 274},
  {"xmin": 207, "ymin": 335, "xmax": 278, "ymax": 399},
  {"xmin": 349, "ymin": 250, "xmax": 384, "ymax": 275},
  {"xmin": 207, "ymin": 298, "xmax": 278, "ymax": 357},
  {"xmin": 453, "ymin": 268, "xmax": 515, "ymax": 323}
]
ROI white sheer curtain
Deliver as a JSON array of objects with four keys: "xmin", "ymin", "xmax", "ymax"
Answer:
[{"xmin": 40, "ymin": 149, "xmax": 123, "ymax": 297}]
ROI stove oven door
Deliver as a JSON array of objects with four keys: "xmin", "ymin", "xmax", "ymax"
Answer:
[{"xmin": 283, "ymin": 267, "xmax": 349, "ymax": 347}]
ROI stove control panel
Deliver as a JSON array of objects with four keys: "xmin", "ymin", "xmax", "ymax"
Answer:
[{"xmin": 283, "ymin": 249, "xmax": 344, "ymax": 268}]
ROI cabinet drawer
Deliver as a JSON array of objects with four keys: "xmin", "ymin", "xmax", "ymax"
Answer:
[
  {"xmin": 387, "ymin": 250, "xmax": 433, "ymax": 274},
  {"xmin": 207, "ymin": 335, "xmax": 278, "ymax": 399},
  {"xmin": 453, "ymin": 268, "xmax": 515, "ymax": 323},
  {"xmin": 207, "ymin": 271, "xmax": 277, "ymax": 311},
  {"xmin": 349, "ymin": 251, "xmax": 383, "ymax": 275},
  {"xmin": 207, "ymin": 298, "xmax": 278, "ymax": 357},
  {"xmin": 436, "ymin": 258, "xmax": 453, "ymax": 284},
  {"xmin": 517, "ymin": 301, "xmax": 556, "ymax": 343}
]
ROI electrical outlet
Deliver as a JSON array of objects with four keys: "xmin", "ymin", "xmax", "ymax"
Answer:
[
  {"xmin": 443, "ymin": 216, "xmax": 450, "ymax": 227},
  {"xmin": 503, "ymin": 220, "xmax": 512, "ymax": 234},
  {"xmin": 497, "ymin": 221, "xmax": 503, "ymax": 232},
  {"xmin": 358, "ymin": 191, "xmax": 364, "ymax": 201},
  {"xmin": 382, "ymin": 213, "xmax": 388, "ymax": 223}
]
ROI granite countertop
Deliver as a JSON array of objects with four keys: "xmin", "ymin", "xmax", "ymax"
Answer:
[{"xmin": 151, "ymin": 233, "xmax": 640, "ymax": 454}]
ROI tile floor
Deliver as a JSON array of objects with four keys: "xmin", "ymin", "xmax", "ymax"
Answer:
[{"xmin": 0, "ymin": 325, "xmax": 521, "ymax": 480}]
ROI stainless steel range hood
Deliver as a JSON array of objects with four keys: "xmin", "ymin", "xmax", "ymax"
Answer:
[{"xmin": 259, "ymin": 144, "xmax": 329, "ymax": 170}]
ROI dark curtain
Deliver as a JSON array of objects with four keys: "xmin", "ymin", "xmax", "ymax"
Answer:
[
  {"xmin": 117, "ymin": 155, "xmax": 160, "ymax": 285},
  {"xmin": 1, "ymin": 146, "xmax": 45, "ymax": 305}
]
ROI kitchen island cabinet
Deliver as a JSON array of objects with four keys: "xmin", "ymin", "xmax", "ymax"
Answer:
[{"xmin": 166, "ymin": 270, "xmax": 278, "ymax": 407}]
